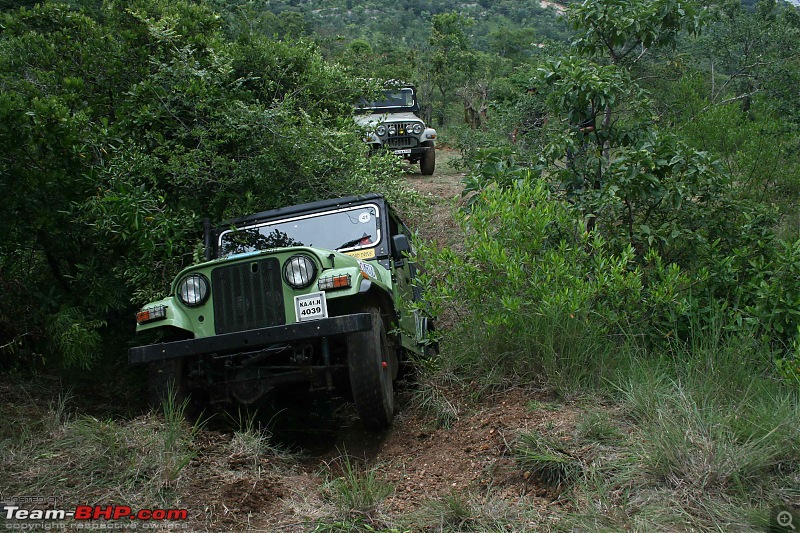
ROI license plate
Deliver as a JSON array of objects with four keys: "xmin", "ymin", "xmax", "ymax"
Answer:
[
  {"xmin": 294, "ymin": 292, "xmax": 328, "ymax": 322},
  {"xmin": 393, "ymin": 149, "xmax": 411, "ymax": 155}
]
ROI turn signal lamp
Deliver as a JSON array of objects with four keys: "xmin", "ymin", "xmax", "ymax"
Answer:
[
  {"xmin": 136, "ymin": 305, "xmax": 167, "ymax": 325},
  {"xmin": 318, "ymin": 274, "xmax": 352, "ymax": 291}
]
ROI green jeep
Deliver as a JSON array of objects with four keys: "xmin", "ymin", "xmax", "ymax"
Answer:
[{"xmin": 129, "ymin": 194, "xmax": 435, "ymax": 429}]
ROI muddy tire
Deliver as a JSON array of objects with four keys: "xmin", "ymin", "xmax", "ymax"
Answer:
[
  {"xmin": 148, "ymin": 358, "xmax": 205, "ymax": 422},
  {"xmin": 420, "ymin": 142, "xmax": 435, "ymax": 175},
  {"xmin": 348, "ymin": 308, "xmax": 394, "ymax": 429},
  {"xmin": 147, "ymin": 359, "xmax": 187, "ymax": 411}
]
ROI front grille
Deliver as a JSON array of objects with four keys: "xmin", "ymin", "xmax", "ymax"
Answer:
[
  {"xmin": 386, "ymin": 136, "xmax": 418, "ymax": 149},
  {"xmin": 212, "ymin": 258, "xmax": 285, "ymax": 335}
]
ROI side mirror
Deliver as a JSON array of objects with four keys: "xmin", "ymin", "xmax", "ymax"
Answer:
[{"xmin": 391, "ymin": 234, "xmax": 411, "ymax": 262}]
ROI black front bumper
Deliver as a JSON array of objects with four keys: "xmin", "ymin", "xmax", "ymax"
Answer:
[{"xmin": 129, "ymin": 313, "xmax": 372, "ymax": 365}]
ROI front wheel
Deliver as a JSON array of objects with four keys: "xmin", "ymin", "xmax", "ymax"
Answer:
[
  {"xmin": 148, "ymin": 359, "xmax": 188, "ymax": 411},
  {"xmin": 347, "ymin": 308, "xmax": 394, "ymax": 429},
  {"xmin": 147, "ymin": 358, "xmax": 206, "ymax": 422},
  {"xmin": 420, "ymin": 143, "xmax": 435, "ymax": 175}
]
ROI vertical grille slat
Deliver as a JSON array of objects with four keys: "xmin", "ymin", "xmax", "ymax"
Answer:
[
  {"xmin": 212, "ymin": 258, "xmax": 285, "ymax": 334},
  {"xmin": 386, "ymin": 136, "xmax": 418, "ymax": 148}
]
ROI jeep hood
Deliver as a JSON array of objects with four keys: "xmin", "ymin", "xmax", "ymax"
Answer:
[{"xmin": 355, "ymin": 112, "xmax": 421, "ymax": 128}]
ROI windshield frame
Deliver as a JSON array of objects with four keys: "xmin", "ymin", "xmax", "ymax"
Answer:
[
  {"xmin": 217, "ymin": 203, "xmax": 383, "ymax": 257},
  {"xmin": 357, "ymin": 87, "xmax": 418, "ymax": 114}
]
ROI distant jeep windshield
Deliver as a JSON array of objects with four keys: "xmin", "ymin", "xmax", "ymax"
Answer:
[
  {"xmin": 359, "ymin": 88, "xmax": 416, "ymax": 112},
  {"xmin": 219, "ymin": 204, "xmax": 381, "ymax": 256}
]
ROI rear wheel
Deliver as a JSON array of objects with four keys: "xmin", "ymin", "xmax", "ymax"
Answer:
[
  {"xmin": 347, "ymin": 308, "xmax": 394, "ymax": 429},
  {"xmin": 420, "ymin": 142, "xmax": 435, "ymax": 175}
]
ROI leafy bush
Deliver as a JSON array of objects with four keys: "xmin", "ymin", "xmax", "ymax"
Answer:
[
  {"xmin": 419, "ymin": 146, "xmax": 800, "ymax": 394},
  {"xmin": 0, "ymin": 0, "xmax": 415, "ymax": 368},
  {"xmin": 417, "ymin": 174, "xmax": 698, "ymax": 392}
]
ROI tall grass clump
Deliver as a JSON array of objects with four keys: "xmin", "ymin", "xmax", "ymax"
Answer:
[
  {"xmin": 225, "ymin": 407, "xmax": 286, "ymax": 474},
  {"xmin": 320, "ymin": 454, "xmax": 393, "ymax": 518},
  {"xmin": 411, "ymin": 490, "xmax": 526, "ymax": 532},
  {"xmin": 0, "ymin": 385, "xmax": 202, "ymax": 507},
  {"xmin": 565, "ymin": 328, "xmax": 800, "ymax": 530},
  {"xmin": 619, "ymin": 330, "xmax": 800, "ymax": 494}
]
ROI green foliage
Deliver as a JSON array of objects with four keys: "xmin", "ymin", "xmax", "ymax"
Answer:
[
  {"xmin": 569, "ymin": 0, "xmax": 707, "ymax": 64},
  {"xmin": 0, "ymin": 0, "xmax": 414, "ymax": 368},
  {"xmin": 417, "ymin": 176, "xmax": 703, "ymax": 393},
  {"xmin": 422, "ymin": 127, "xmax": 800, "ymax": 397},
  {"xmin": 677, "ymin": 92, "xmax": 800, "ymax": 206},
  {"xmin": 435, "ymin": 0, "xmax": 800, "ymax": 365}
]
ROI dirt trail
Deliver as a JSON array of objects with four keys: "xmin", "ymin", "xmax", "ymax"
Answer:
[{"xmin": 401, "ymin": 148, "xmax": 465, "ymax": 249}]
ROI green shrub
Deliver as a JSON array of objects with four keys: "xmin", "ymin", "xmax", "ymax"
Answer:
[
  {"xmin": 416, "ymin": 175, "xmax": 694, "ymax": 392},
  {"xmin": 427, "ymin": 137, "xmax": 800, "ymax": 391}
]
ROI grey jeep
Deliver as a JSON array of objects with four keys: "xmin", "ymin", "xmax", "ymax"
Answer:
[{"xmin": 355, "ymin": 85, "xmax": 437, "ymax": 175}]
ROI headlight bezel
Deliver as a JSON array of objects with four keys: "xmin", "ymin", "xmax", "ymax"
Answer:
[
  {"xmin": 375, "ymin": 124, "xmax": 387, "ymax": 137},
  {"xmin": 177, "ymin": 273, "xmax": 210, "ymax": 307},
  {"xmin": 283, "ymin": 254, "xmax": 317, "ymax": 289},
  {"xmin": 412, "ymin": 123, "xmax": 423, "ymax": 134},
  {"xmin": 388, "ymin": 125, "xmax": 397, "ymax": 136}
]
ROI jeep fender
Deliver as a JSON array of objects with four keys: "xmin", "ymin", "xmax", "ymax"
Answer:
[{"xmin": 422, "ymin": 128, "xmax": 437, "ymax": 146}]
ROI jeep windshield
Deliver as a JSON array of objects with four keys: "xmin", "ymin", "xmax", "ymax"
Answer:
[
  {"xmin": 218, "ymin": 204, "xmax": 381, "ymax": 257},
  {"xmin": 357, "ymin": 88, "xmax": 416, "ymax": 112}
]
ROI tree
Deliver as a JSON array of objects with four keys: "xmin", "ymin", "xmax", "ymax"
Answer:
[
  {"xmin": 531, "ymin": 0, "xmax": 709, "ymax": 232},
  {"xmin": 427, "ymin": 12, "xmax": 476, "ymax": 125}
]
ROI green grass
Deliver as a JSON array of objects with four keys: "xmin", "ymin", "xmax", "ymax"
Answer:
[
  {"xmin": 414, "ymin": 379, "xmax": 460, "ymax": 429},
  {"xmin": 320, "ymin": 454, "xmax": 394, "ymax": 518},
  {"xmin": 515, "ymin": 431, "xmax": 583, "ymax": 489},
  {"xmin": 426, "ymin": 306, "xmax": 800, "ymax": 531},
  {"xmin": 409, "ymin": 490, "xmax": 526, "ymax": 532},
  {"xmin": 564, "ymin": 333, "xmax": 799, "ymax": 530},
  {"xmin": 0, "ymin": 384, "xmax": 202, "ymax": 508},
  {"xmin": 576, "ymin": 411, "xmax": 623, "ymax": 444}
]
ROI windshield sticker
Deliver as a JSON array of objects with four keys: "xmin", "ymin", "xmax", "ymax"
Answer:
[
  {"xmin": 359, "ymin": 212, "xmax": 371, "ymax": 224},
  {"xmin": 344, "ymin": 248, "xmax": 376, "ymax": 260}
]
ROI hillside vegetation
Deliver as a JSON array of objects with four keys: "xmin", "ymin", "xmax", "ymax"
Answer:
[{"xmin": 1, "ymin": 0, "xmax": 800, "ymax": 530}]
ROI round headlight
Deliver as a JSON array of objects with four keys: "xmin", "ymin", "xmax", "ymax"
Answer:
[
  {"xmin": 283, "ymin": 255, "xmax": 317, "ymax": 289},
  {"xmin": 376, "ymin": 124, "xmax": 387, "ymax": 136},
  {"xmin": 388, "ymin": 125, "xmax": 397, "ymax": 136},
  {"xmin": 177, "ymin": 274, "xmax": 210, "ymax": 307},
  {"xmin": 412, "ymin": 123, "xmax": 423, "ymax": 134}
]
